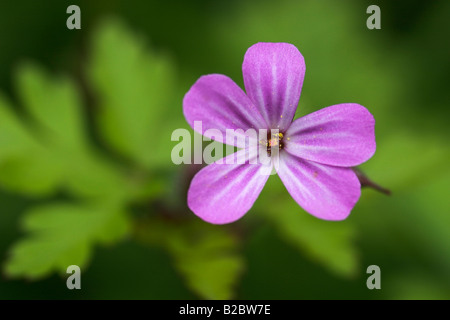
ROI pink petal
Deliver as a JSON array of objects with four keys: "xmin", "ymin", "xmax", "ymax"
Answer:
[
  {"xmin": 242, "ymin": 42, "xmax": 305, "ymax": 132},
  {"xmin": 188, "ymin": 149, "xmax": 272, "ymax": 224},
  {"xmin": 277, "ymin": 152, "xmax": 361, "ymax": 221},
  {"xmin": 284, "ymin": 103, "xmax": 376, "ymax": 167},
  {"xmin": 183, "ymin": 74, "xmax": 267, "ymax": 147}
]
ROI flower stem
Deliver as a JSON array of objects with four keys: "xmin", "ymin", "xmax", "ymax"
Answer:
[{"xmin": 352, "ymin": 167, "xmax": 391, "ymax": 195}]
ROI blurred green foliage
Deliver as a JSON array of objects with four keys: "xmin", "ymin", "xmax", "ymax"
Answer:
[
  {"xmin": 0, "ymin": 0, "xmax": 449, "ymax": 299},
  {"xmin": 135, "ymin": 217, "xmax": 244, "ymax": 299},
  {"xmin": 89, "ymin": 19, "xmax": 178, "ymax": 169},
  {"xmin": 6, "ymin": 201, "xmax": 129, "ymax": 279}
]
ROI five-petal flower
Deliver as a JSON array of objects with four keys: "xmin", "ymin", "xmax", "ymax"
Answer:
[{"xmin": 183, "ymin": 42, "xmax": 375, "ymax": 224}]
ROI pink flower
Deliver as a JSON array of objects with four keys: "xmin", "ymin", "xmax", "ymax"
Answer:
[{"xmin": 183, "ymin": 43, "xmax": 376, "ymax": 224}]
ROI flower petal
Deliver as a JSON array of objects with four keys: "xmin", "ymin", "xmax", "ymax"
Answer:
[
  {"xmin": 242, "ymin": 42, "xmax": 305, "ymax": 131},
  {"xmin": 277, "ymin": 152, "xmax": 361, "ymax": 221},
  {"xmin": 183, "ymin": 74, "xmax": 267, "ymax": 147},
  {"xmin": 284, "ymin": 103, "xmax": 376, "ymax": 167},
  {"xmin": 188, "ymin": 149, "xmax": 272, "ymax": 224}
]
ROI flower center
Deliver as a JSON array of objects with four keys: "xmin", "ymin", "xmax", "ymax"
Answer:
[{"xmin": 261, "ymin": 131, "xmax": 284, "ymax": 156}]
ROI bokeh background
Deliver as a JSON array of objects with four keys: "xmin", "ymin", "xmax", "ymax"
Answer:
[{"xmin": 0, "ymin": 0, "xmax": 449, "ymax": 299}]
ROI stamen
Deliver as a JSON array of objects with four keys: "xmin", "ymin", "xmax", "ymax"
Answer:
[{"xmin": 260, "ymin": 131, "xmax": 284, "ymax": 156}]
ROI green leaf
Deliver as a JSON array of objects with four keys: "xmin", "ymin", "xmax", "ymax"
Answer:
[
  {"xmin": 259, "ymin": 178, "xmax": 358, "ymax": 277},
  {"xmin": 359, "ymin": 132, "xmax": 449, "ymax": 192},
  {"xmin": 0, "ymin": 93, "xmax": 34, "ymax": 160},
  {"xmin": 0, "ymin": 148, "xmax": 64, "ymax": 195},
  {"xmin": 0, "ymin": 93, "xmax": 65, "ymax": 195},
  {"xmin": 0, "ymin": 60, "xmax": 130, "ymax": 198},
  {"xmin": 268, "ymin": 205, "xmax": 358, "ymax": 277},
  {"xmin": 136, "ymin": 218, "xmax": 244, "ymax": 299},
  {"xmin": 88, "ymin": 19, "xmax": 177, "ymax": 168},
  {"xmin": 63, "ymin": 150, "xmax": 127, "ymax": 200},
  {"xmin": 16, "ymin": 63, "xmax": 87, "ymax": 150},
  {"xmin": 4, "ymin": 202, "xmax": 130, "ymax": 279}
]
